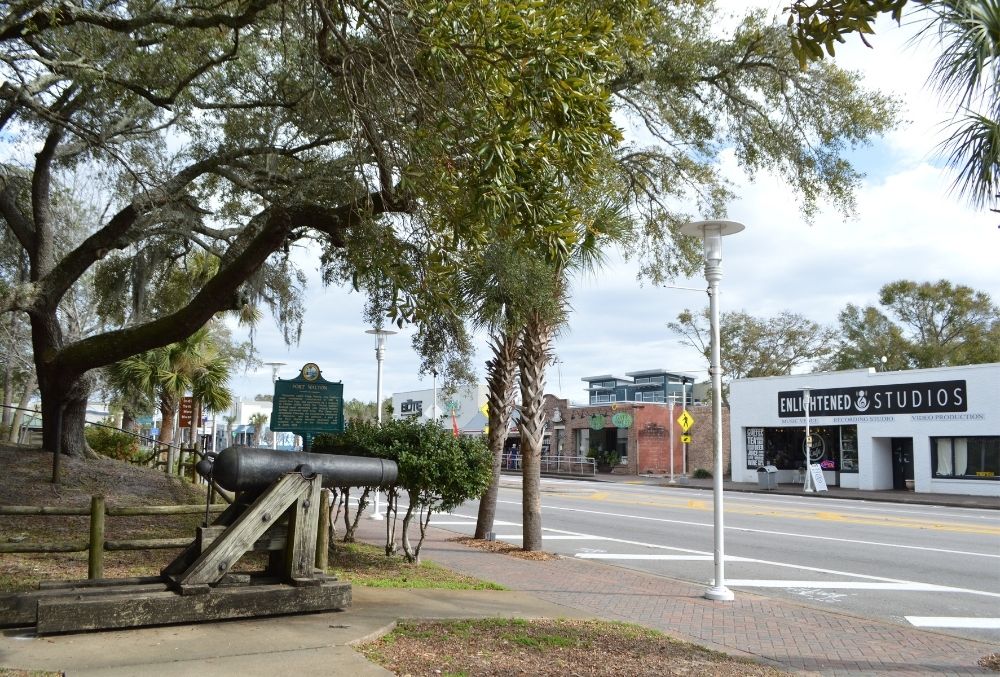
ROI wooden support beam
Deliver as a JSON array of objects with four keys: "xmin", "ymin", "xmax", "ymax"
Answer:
[
  {"xmin": 34, "ymin": 580, "xmax": 351, "ymax": 634},
  {"xmin": 286, "ymin": 474, "xmax": 322, "ymax": 582},
  {"xmin": 177, "ymin": 473, "xmax": 311, "ymax": 588}
]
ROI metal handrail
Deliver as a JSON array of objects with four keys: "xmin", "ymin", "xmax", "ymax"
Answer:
[{"xmin": 500, "ymin": 453, "xmax": 596, "ymax": 477}]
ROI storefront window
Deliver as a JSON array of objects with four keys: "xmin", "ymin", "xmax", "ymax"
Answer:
[
  {"xmin": 839, "ymin": 426, "xmax": 858, "ymax": 473},
  {"xmin": 932, "ymin": 437, "xmax": 999, "ymax": 479},
  {"xmin": 746, "ymin": 425, "xmax": 853, "ymax": 471}
]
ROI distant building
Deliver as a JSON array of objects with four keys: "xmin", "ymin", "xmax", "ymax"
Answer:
[
  {"xmin": 391, "ymin": 384, "xmax": 488, "ymax": 434},
  {"xmin": 581, "ymin": 370, "xmax": 699, "ymax": 405}
]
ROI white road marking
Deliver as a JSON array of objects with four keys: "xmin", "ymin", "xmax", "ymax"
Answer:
[
  {"xmin": 726, "ymin": 580, "xmax": 960, "ymax": 592},
  {"xmin": 906, "ymin": 617, "xmax": 1000, "ymax": 629},
  {"xmin": 577, "ymin": 554, "xmax": 715, "ymax": 561},
  {"xmin": 492, "ymin": 499, "xmax": 1000, "ymax": 559},
  {"xmin": 495, "ymin": 535, "xmax": 609, "ymax": 540},
  {"xmin": 448, "ymin": 511, "xmax": 1000, "ymax": 600}
]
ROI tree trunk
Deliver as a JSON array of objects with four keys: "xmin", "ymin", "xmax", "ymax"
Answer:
[
  {"xmin": 37, "ymin": 364, "xmax": 95, "ymax": 458},
  {"xmin": 475, "ymin": 329, "xmax": 519, "ymax": 539},
  {"xmin": 518, "ymin": 311, "xmax": 551, "ymax": 552},
  {"xmin": 159, "ymin": 393, "xmax": 177, "ymax": 444},
  {"xmin": 7, "ymin": 372, "xmax": 37, "ymax": 443}
]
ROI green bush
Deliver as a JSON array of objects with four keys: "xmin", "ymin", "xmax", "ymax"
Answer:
[
  {"xmin": 691, "ymin": 467, "xmax": 712, "ymax": 479},
  {"xmin": 85, "ymin": 422, "xmax": 140, "ymax": 461}
]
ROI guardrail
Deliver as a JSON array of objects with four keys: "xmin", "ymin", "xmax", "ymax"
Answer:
[{"xmin": 501, "ymin": 453, "xmax": 596, "ymax": 477}]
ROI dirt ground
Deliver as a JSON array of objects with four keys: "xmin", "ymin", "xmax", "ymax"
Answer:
[
  {"xmin": 359, "ymin": 618, "xmax": 789, "ymax": 676},
  {"xmin": 0, "ymin": 443, "xmax": 207, "ymax": 588}
]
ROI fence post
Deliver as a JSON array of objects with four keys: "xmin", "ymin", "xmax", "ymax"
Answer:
[
  {"xmin": 89, "ymin": 495, "xmax": 105, "ymax": 579},
  {"xmin": 316, "ymin": 488, "xmax": 330, "ymax": 571}
]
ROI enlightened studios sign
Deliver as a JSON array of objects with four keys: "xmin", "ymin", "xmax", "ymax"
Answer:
[{"xmin": 778, "ymin": 380, "xmax": 967, "ymax": 418}]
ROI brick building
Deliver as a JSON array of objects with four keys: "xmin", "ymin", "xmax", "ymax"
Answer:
[{"xmin": 521, "ymin": 368, "xmax": 730, "ymax": 477}]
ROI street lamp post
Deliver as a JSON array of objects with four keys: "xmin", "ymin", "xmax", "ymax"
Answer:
[
  {"xmin": 681, "ymin": 377, "xmax": 690, "ymax": 479},
  {"xmin": 680, "ymin": 219, "xmax": 745, "ymax": 603},
  {"xmin": 264, "ymin": 361, "xmax": 286, "ymax": 450},
  {"xmin": 366, "ymin": 328, "xmax": 397, "ymax": 521},
  {"xmin": 667, "ymin": 393, "xmax": 676, "ymax": 484},
  {"xmin": 802, "ymin": 387, "xmax": 813, "ymax": 493}
]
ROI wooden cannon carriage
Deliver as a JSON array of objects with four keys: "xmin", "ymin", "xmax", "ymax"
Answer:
[{"xmin": 1, "ymin": 447, "xmax": 397, "ymax": 634}]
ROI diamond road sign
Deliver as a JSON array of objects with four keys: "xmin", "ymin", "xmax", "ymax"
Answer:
[{"xmin": 677, "ymin": 410, "xmax": 694, "ymax": 432}]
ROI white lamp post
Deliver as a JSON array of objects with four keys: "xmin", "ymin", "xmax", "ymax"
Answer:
[
  {"xmin": 802, "ymin": 387, "xmax": 813, "ymax": 493},
  {"xmin": 365, "ymin": 328, "xmax": 396, "ymax": 520},
  {"xmin": 680, "ymin": 219, "xmax": 744, "ymax": 603},
  {"xmin": 264, "ymin": 361, "xmax": 286, "ymax": 449}
]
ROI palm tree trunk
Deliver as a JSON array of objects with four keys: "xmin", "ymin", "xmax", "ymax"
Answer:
[
  {"xmin": 518, "ymin": 311, "xmax": 552, "ymax": 551},
  {"xmin": 474, "ymin": 329, "xmax": 519, "ymax": 539}
]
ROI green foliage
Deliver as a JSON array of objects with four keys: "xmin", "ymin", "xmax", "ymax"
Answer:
[
  {"xmin": 785, "ymin": 0, "xmax": 916, "ymax": 65},
  {"xmin": 692, "ymin": 467, "xmax": 712, "ymax": 479},
  {"xmin": 84, "ymin": 422, "xmax": 140, "ymax": 461},
  {"xmin": 669, "ymin": 308, "xmax": 838, "ymax": 401},
  {"xmin": 827, "ymin": 279, "xmax": 1000, "ymax": 369},
  {"xmin": 786, "ymin": 0, "xmax": 1000, "ymax": 209}
]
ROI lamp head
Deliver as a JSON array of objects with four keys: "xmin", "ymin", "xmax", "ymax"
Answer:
[
  {"xmin": 366, "ymin": 328, "xmax": 398, "ymax": 348},
  {"xmin": 679, "ymin": 220, "xmax": 746, "ymax": 265}
]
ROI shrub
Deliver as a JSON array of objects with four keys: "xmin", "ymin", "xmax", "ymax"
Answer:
[
  {"xmin": 85, "ymin": 422, "xmax": 140, "ymax": 461},
  {"xmin": 691, "ymin": 467, "xmax": 712, "ymax": 479}
]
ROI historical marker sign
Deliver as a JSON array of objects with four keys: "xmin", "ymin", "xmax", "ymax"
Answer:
[{"xmin": 271, "ymin": 363, "xmax": 345, "ymax": 438}]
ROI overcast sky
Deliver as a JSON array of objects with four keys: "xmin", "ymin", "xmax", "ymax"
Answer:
[{"xmin": 227, "ymin": 3, "xmax": 1000, "ymax": 407}]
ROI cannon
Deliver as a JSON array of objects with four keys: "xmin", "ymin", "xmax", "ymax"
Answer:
[
  {"xmin": 197, "ymin": 446, "xmax": 397, "ymax": 492},
  {"xmin": 13, "ymin": 447, "xmax": 398, "ymax": 634}
]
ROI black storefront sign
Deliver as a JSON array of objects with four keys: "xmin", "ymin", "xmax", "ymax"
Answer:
[
  {"xmin": 778, "ymin": 380, "xmax": 967, "ymax": 418},
  {"xmin": 400, "ymin": 399, "xmax": 423, "ymax": 417}
]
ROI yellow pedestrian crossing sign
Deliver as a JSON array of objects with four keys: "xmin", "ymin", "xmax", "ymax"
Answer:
[
  {"xmin": 677, "ymin": 410, "xmax": 694, "ymax": 432},
  {"xmin": 681, "ymin": 434, "xmax": 692, "ymax": 444}
]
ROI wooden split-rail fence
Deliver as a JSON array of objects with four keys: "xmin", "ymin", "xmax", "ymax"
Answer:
[
  {"xmin": 0, "ymin": 498, "xmax": 226, "ymax": 579},
  {"xmin": 0, "ymin": 492, "xmax": 336, "ymax": 581}
]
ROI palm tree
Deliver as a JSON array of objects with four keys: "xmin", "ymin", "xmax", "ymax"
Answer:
[
  {"xmin": 248, "ymin": 412, "xmax": 269, "ymax": 446},
  {"xmin": 461, "ymin": 245, "xmax": 537, "ymax": 540},
  {"xmin": 920, "ymin": 0, "xmax": 1000, "ymax": 208},
  {"xmin": 108, "ymin": 325, "xmax": 233, "ymax": 446},
  {"xmin": 515, "ymin": 201, "xmax": 622, "ymax": 551}
]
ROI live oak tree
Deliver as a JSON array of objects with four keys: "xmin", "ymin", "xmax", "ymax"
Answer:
[{"xmin": 0, "ymin": 0, "xmax": 639, "ymax": 456}]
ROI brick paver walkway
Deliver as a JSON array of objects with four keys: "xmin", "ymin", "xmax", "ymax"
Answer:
[{"xmin": 355, "ymin": 521, "xmax": 996, "ymax": 676}]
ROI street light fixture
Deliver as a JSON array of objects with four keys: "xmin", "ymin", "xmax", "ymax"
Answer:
[
  {"xmin": 365, "ymin": 329, "xmax": 397, "ymax": 424},
  {"xmin": 264, "ymin": 361, "xmax": 286, "ymax": 450},
  {"xmin": 365, "ymin": 328, "xmax": 397, "ymax": 521},
  {"xmin": 680, "ymin": 219, "xmax": 745, "ymax": 603}
]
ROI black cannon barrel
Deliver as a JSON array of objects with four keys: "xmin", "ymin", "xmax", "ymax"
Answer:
[{"xmin": 203, "ymin": 446, "xmax": 398, "ymax": 492}]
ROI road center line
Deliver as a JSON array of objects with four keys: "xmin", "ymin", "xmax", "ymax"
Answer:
[{"xmin": 493, "ymin": 499, "xmax": 1000, "ymax": 559}]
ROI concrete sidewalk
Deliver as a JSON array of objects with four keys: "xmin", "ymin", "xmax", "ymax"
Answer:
[{"xmin": 0, "ymin": 586, "xmax": 594, "ymax": 676}]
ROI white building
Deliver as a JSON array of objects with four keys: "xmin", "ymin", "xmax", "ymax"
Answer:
[
  {"xmin": 392, "ymin": 384, "xmax": 488, "ymax": 434},
  {"xmin": 729, "ymin": 364, "xmax": 1000, "ymax": 498}
]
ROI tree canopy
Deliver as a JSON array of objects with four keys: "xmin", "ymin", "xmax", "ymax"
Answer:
[
  {"xmin": 786, "ymin": 0, "xmax": 1000, "ymax": 209},
  {"xmin": 0, "ymin": 0, "xmax": 898, "ymax": 455},
  {"xmin": 826, "ymin": 279, "xmax": 1000, "ymax": 369},
  {"xmin": 669, "ymin": 308, "xmax": 838, "ymax": 402}
]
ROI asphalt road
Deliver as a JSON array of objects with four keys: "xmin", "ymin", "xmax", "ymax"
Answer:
[{"xmin": 420, "ymin": 476, "xmax": 1000, "ymax": 643}]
